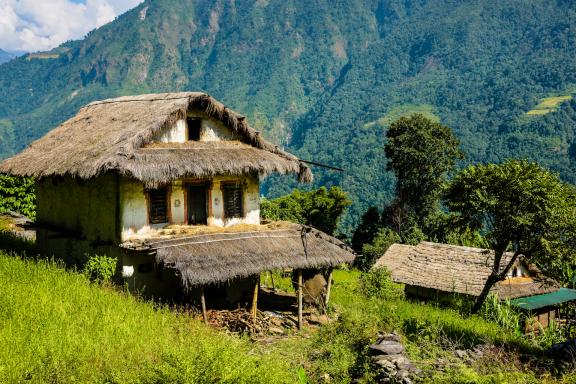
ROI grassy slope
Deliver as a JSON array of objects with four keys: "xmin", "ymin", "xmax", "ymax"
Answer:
[
  {"xmin": 2, "ymin": 252, "xmax": 576, "ymax": 383},
  {"xmin": 0, "ymin": 254, "xmax": 296, "ymax": 383}
]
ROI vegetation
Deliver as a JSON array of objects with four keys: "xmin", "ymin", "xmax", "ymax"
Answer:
[
  {"xmin": 0, "ymin": 254, "xmax": 297, "ymax": 383},
  {"xmin": 261, "ymin": 186, "xmax": 351, "ymax": 235},
  {"xmin": 445, "ymin": 160, "xmax": 576, "ymax": 312},
  {"xmin": 0, "ymin": 174, "xmax": 35, "ymax": 219},
  {"xmin": 384, "ymin": 114, "xmax": 464, "ymax": 230},
  {"xmin": 1, "ymin": 0, "xmax": 576, "ymax": 232}
]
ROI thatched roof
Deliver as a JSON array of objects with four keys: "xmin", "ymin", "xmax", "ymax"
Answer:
[
  {"xmin": 374, "ymin": 242, "xmax": 557, "ymax": 299},
  {"xmin": 121, "ymin": 223, "xmax": 355, "ymax": 288},
  {"xmin": 0, "ymin": 92, "xmax": 312, "ymax": 186}
]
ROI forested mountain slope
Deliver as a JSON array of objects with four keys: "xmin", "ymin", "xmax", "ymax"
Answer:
[
  {"xmin": 0, "ymin": 49, "xmax": 15, "ymax": 64},
  {"xmin": 0, "ymin": 0, "xmax": 575, "ymax": 232}
]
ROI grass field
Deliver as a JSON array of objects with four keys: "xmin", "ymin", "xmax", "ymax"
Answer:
[
  {"xmin": 1, "ymin": 251, "xmax": 575, "ymax": 383},
  {"xmin": 526, "ymin": 95, "xmax": 572, "ymax": 115},
  {"xmin": 0, "ymin": 254, "xmax": 297, "ymax": 383}
]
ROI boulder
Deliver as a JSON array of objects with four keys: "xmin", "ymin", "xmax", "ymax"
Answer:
[{"xmin": 370, "ymin": 340, "xmax": 405, "ymax": 355}]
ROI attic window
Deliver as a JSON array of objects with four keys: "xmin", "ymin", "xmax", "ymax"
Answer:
[
  {"xmin": 187, "ymin": 118, "xmax": 201, "ymax": 141},
  {"xmin": 148, "ymin": 187, "xmax": 168, "ymax": 224},
  {"xmin": 222, "ymin": 183, "xmax": 243, "ymax": 219}
]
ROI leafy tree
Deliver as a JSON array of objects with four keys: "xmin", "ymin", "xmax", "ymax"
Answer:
[
  {"xmin": 356, "ymin": 228, "xmax": 401, "ymax": 271},
  {"xmin": 351, "ymin": 206, "xmax": 382, "ymax": 252},
  {"xmin": 445, "ymin": 160, "xmax": 576, "ymax": 313},
  {"xmin": 0, "ymin": 174, "xmax": 35, "ymax": 219},
  {"xmin": 261, "ymin": 186, "xmax": 351, "ymax": 235},
  {"xmin": 384, "ymin": 114, "xmax": 464, "ymax": 230}
]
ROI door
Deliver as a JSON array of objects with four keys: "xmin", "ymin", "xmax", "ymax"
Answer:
[{"xmin": 188, "ymin": 185, "xmax": 208, "ymax": 225}]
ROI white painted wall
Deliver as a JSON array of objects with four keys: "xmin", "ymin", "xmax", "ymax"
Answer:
[
  {"xmin": 120, "ymin": 174, "xmax": 260, "ymax": 241},
  {"xmin": 156, "ymin": 119, "xmax": 187, "ymax": 143},
  {"xmin": 153, "ymin": 110, "xmax": 241, "ymax": 144}
]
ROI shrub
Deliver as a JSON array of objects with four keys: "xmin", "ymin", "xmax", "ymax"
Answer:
[
  {"xmin": 356, "ymin": 228, "xmax": 400, "ymax": 271},
  {"xmin": 480, "ymin": 294, "xmax": 522, "ymax": 335},
  {"xmin": 0, "ymin": 174, "xmax": 35, "ymax": 219},
  {"xmin": 83, "ymin": 255, "xmax": 117, "ymax": 283},
  {"xmin": 359, "ymin": 267, "xmax": 404, "ymax": 301}
]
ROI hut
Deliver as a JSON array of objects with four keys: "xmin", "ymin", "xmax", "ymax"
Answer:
[
  {"xmin": 374, "ymin": 242, "xmax": 576, "ymax": 332},
  {"xmin": 0, "ymin": 92, "xmax": 355, "ymax": 323}
]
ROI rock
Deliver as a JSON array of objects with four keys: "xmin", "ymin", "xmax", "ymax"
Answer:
[
  {"xmin": 376, "ymin": 332, "xmax": 401, "ymax": 343},
  {"xmin": 370, "ymin": 340, "xmax": 405, "ymax": 355},
  {"xmin": 309, "ymin": 313, "xmax": 330, "ymax": 325},
  {"xmin": 373, "ymin": 357, "xmax": 397, "ymax": 373},
  {"xmin": 454, "ymin": 349, "xmax": 468, "ymax": 359}
]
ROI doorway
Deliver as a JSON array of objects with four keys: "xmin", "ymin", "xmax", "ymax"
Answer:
[{"xmin": 188, "ymin": 185, "xmax": 208, "ymax": 225}]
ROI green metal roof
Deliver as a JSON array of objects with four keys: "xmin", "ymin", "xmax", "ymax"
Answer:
[{"xmin": 511, "ymin": 288, "xmax": 576, "ymax": 311}]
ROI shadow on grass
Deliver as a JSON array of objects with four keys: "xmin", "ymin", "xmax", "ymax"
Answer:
[{"xmin": 0, "ymin": 229, "xmax": 37, "ymax": 256}]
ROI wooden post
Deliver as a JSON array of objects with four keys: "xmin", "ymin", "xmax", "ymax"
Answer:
[
  {"xmin": 324, "ymin": 268, "xmax": 333, "ymax": 307},
  {"xmin": 270, "ymin": 271, "xmax": 276, "ymax": 292},
  {"xmin": 200, "ymin": 287, "xmax": 208, "ymax": 325},
  {"xmin": 297, "ymin": 269, "xmax": 303, "ymax": 329},
  {"xmin": 251, "ymin": 277, "xmax": 259, "ymax": 320}
]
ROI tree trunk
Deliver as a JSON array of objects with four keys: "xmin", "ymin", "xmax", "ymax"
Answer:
[{"xmin": 471, "ymin": 273, "xmax": 498, "ymax": 314}]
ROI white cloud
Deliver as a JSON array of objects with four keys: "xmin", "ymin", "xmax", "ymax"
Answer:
[{"xmin": 0, "ymin": 0, "xmax": 142, "ymax": 52}]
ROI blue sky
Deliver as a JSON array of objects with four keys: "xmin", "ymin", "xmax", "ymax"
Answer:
[{"xmin": 0, "ymin": 0, "xmax": 143, "ymax": 52}]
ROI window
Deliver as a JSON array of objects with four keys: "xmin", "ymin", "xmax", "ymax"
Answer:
[
  {"xmin": 187, "ymin": 118, "xmax": 201, "ymax": 141},
  {"xmin": 148, "ymin": 187, "xmax": 168, "ymax": 224},
  {"xmin": 222, "ymin": 183, "xmax": 243, "ymax": 219}
]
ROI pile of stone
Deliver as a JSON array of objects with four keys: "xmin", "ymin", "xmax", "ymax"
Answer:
[{"xmin": 370, "ymin": 333, "xmax": 419, "ymax": 383}]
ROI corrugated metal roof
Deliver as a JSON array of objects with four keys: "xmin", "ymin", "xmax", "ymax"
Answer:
[{"xmin": 511, "ymin": 288, "xmax": 576, "ymax": 310}]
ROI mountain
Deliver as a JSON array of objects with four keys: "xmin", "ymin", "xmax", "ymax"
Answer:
[
  {"xmin": 0, "ymin": 49, "xmax": 15, "ymax": 64},
  {"xmin": 0, "ymin": 0, "xmax": 575, "ymax": 233}
]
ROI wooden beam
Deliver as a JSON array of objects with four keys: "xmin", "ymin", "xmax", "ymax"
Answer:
[
  {"xmin": 325, "ymin": 268, "xmax": 333, "ymax": 308},
  {"xmin": 297, "ymin": 269, "xmax": 303, "ymax": 329},
  {"xmin": 251, "ymin": 277, "xmax": 259, "ymax": 320},
  {"xmin": 200, "ymin": 287, "xmax": 208, "ymax": 325}
]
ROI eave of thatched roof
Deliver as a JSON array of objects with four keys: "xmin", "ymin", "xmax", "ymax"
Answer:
[
  {"xmin": 374, "ymin": 242, "xmax": 557, "ymax": 299},
  {"xmin": 121, "ymin": 224, "xmax": 355, "ymax": 288},
  {"xmin": 0, "ymin": 92, "xmax": 312, "ymax": 186}
]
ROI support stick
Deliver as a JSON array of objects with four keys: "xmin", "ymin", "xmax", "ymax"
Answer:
[
  {"xmin": 200, "ymin": 287, "xmax": 208, "ymax": 325},
  {"xmin": 325, "ymin": 268, "xmax": 333, "ymax": 307},
  {"xmin": 251, "ymin": 277, "xmax": 259, "ymax": 320},
  {"xmin": 297, "ymin": 269, "xmax": 303, "ymax": 329}
]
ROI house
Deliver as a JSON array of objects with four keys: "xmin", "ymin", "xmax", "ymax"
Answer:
[
  {"xmin": 374, "ymin": 241, "xmax": 576, "ymax": 332},
  {"xmin": 0, "ymin": 92, "xmax": 355, "ymax": 322}
]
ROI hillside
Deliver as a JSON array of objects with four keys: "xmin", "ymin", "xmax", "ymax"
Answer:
[
  {"xmin": 0, "ymin": 49, "xmax": 15, "ymax": 64},
  {"xmin": 0, "ymin": 0, "xmax": 575, "ymax": 232}
]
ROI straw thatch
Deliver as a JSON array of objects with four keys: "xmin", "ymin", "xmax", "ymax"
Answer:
[
  {"xmin": 0, "ymin": 92, "xmax": 312, "ymax": 186},
  {"xmin": 121, "ymin": 224, "xmax": 355, "ymax": 288},
  {"xmin": 374, "ymin": 242, "xmax": 557, "ymax": 299}
]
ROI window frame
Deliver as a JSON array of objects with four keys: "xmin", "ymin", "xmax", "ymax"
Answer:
[
  {"xmin": 146, "ymin": 186, "xmax": 170, "ymax": 225},
  {"xmin": 221, "ymin": 181, "xmax": 244, "ymax": 220}
]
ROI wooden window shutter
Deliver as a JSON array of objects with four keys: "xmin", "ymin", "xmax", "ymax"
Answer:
[
  {"xmin": 223, "ymin": 183, "xmax": 243, "ymax": 219},
  {"xmin": 148, "ymin": 187, "xmax": 168, "ymax": 224}
]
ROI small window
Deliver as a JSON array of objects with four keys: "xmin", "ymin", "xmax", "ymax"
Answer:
[
  {"xmin": 148, "ymin": 187, "xmax": 168, "ymax": 224},
  {"xmin": 223, "ymin": 183, "xmax": 243, "ymax": 219},
  {"xmin": 187, "ymin": 118, "xmax": 201, "ymax": 141}
]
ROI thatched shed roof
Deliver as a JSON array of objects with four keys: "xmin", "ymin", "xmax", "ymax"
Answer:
[
  {"xmin": 121, "ymin": 224, "xmax": 355, "ymax": 288},
  {"xmin": 374, "ymin": 242, "xmax": 557, "ymax": 299},
  {"xmin": 0, "ymin": 92, "xmax": 312, "ymax": 186}
]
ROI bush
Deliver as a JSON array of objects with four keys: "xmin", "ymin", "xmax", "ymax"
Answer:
[
  {"xmin": 359, "ymin": 267, "xmax": 404, "ymax": 301},
  {"xmin": 356, "ymin": 228, "xmax": 401, "ymax": 271},
  {"xmin": 0, "ymin": 174, "xmax": 35, "ymax": 219},
  {"xmin": 83, "ymin": 255, "xmax": 117, "ymax": 283}
]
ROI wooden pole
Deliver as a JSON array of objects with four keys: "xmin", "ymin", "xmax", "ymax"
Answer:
[
  {"xmin": 200, "ymin": 287, "xmax": 208, "ymax": 325},
  {"xmin": 251, "ymin": 277, "xmax": 259, "ymax": 320},
  {"xmin": 270, "ymin": 271, "xmax": 276, "ymax": 292},
  {"xmin": 325, "ymin": 268, "xmax": 333, "ymax": 307},
  {"xmin": 297, "ymin": 269, "xmax": 303, "ymax": 329}
]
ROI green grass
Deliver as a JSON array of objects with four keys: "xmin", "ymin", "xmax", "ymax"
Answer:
[
  {"xmin": 0, "ymin": 254, "xmax": 297, "ymax": 383},
  {"xmin": 526, "ymin": 95, "xmax": 572, "ymax": 115},
  {"xmin": 364, "ymin": 104, "xmax": 439, "ymax": 128}
]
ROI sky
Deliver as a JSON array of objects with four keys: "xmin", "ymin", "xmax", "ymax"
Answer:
[{"xmin": 0, "ymin": 0, "xmax": 143, "ymax": 52}]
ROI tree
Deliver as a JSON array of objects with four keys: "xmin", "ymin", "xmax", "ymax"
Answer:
[
  {"xmin": 385, "ymin": 114, "xmax": 464, "ymax": 230},
  {"xmin": 351, "ymin": 206, "xmax": 382, "ymax": 252},
  {"xmin": 445, "ymin": 160, "xmax": 576, "ymax": 313},
  {"xmin": 261, "ymin": 186, "xmax": 352, "ymax": 235}
]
